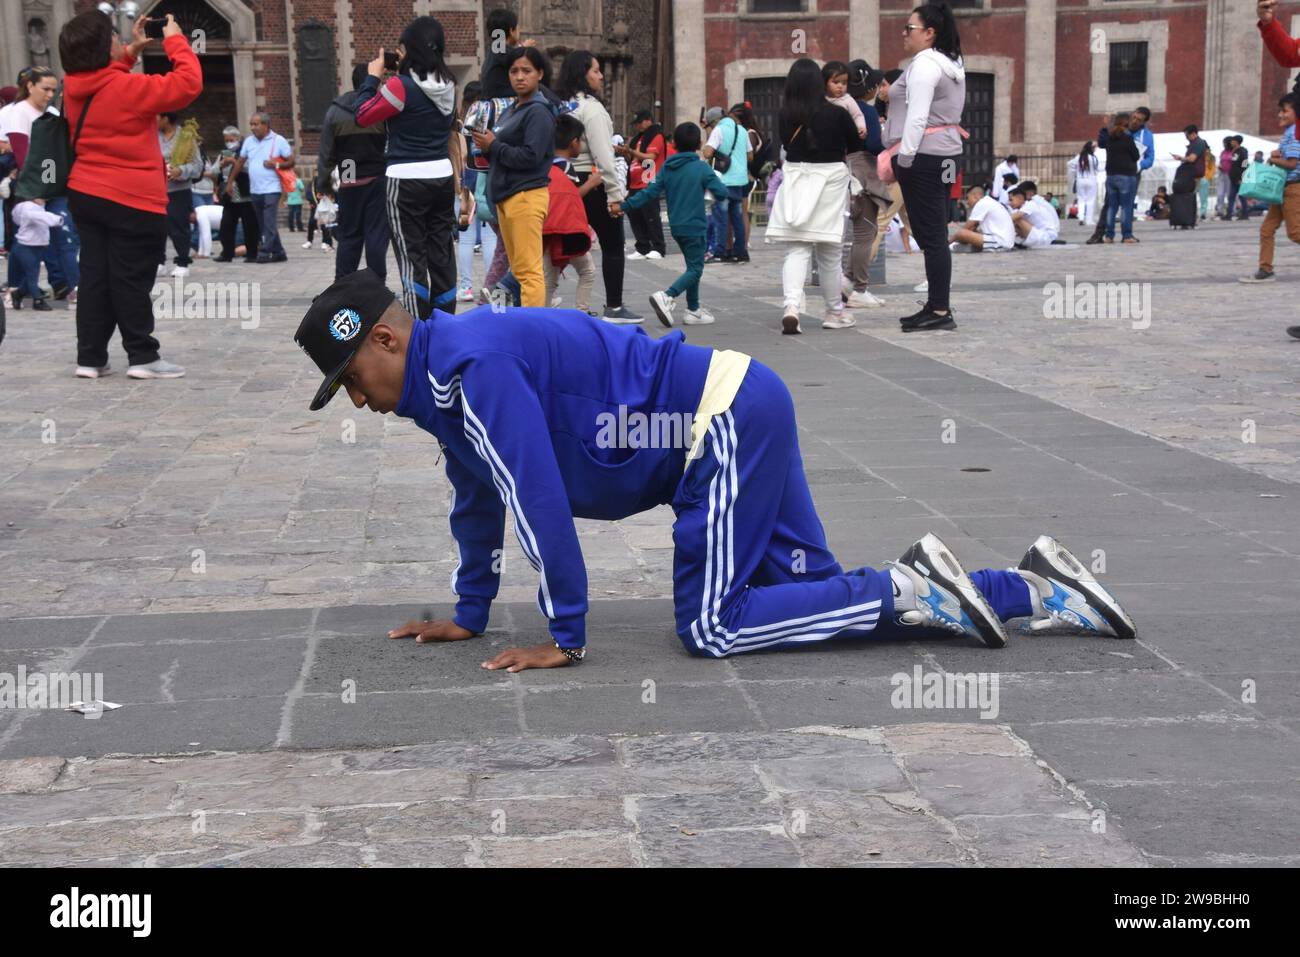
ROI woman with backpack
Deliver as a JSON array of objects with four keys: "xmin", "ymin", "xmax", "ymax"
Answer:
[{"xmin": 356, "ymin": 16, "xmax": 459, "ymax": 318}]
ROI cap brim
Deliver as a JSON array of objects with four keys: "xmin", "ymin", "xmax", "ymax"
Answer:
[{"xmin": 308, "ymin": 353, "xmax": 354, "ymax": 411}]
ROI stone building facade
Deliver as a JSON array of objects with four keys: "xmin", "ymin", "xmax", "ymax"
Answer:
[{"xmin": 12, "ymin": 1, "xmax": 664, "ymax": 159}]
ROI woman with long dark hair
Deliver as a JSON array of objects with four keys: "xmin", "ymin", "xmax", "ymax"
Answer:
[
  {"xmin": 60, "ymin": 11, "xmax": 200, "ymax": 379},
  {"xmin": 883, "ymin": 2, "xmax": 967, "ymax": 332},
  {"xmin": 556, "ymin": 50, "xmax": 641, "ymax": 323},
  {"xmin": 356, "ymin": 16, "xmax": 459, "ymax": 318},
  {"xmin": 471, "ymin": 46, "xmax": 555, "ymax": 307},
  {"xmin": 1067, "ymin": 140, "xmax": 1099, "ymax": 227},
  {"xmin": 766, "ymin": 57, "xmax": 860, "ymax": 334}
]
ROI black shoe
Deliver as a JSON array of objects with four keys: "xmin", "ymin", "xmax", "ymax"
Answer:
[
  {"xmin": 52, "ymin": 284, "xmax": 70, "ymax": 301},
  {"xmin": 1288, "ymin": 326, "xmax": 1300, "ymax": 340},
  {"xmin": 9, "ymin": 291, "xmax": 22, "ymax": 310},
  {"xmin": 1084, "ymin": 235, "xmax": 1104, "ymax": 245},
  {"xmin": 901, "ymin": 306, "xmax": 956, "ymax": 332},
  {"xmin": 899, "ymin": 300, "xmax": 930, "ymax": 324},
  {"xmin": 32, "ymin": 297, "xmax": 52, "ymax": 311},
  {"xmin": 214, "ymin": 256, "xmax": 234, "ymax": 263},
  {"xmin": 270, "ymin": 252, "xmax": 288, "ymax": 262},
  {"xmin": 730, "ymin": 254, "xmax": 750, "ymax": 263}
]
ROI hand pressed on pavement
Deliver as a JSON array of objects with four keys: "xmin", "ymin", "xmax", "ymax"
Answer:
[
  {"xmin": 481, "ymin": 642, "xmax": 571, "ymax": 672},
  {"xmin": 387, "ymin": 619, "xmax": 475, "ymax": 643}
]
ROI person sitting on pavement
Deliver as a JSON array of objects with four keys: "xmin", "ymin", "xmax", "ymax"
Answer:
[
  {"xmin": 292, "ymin": 268, "xmax": 1139, "ymax": 671},
  {"xmin": 1007, "ymin": 181, "xmax": 1059, "ymax": 249},
  {"xmin": 949, "ymin": 184, "xmax": 1015, "ymax": 253}
]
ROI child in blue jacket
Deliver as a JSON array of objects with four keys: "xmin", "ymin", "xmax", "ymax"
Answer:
[
  {"xmin": 294, "ymin": 269, "xmax": 1139, "ymax": 671},
  {"xmin": 617, "ymin": 123, "xmax": 727, "ymax": 326}
]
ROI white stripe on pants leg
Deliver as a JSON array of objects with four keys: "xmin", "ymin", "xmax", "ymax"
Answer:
[{"xmin": 386, "ymin": 176, "xmax": 417, "ymax": 318}]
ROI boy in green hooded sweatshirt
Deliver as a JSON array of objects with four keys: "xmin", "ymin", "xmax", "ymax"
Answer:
[{"xmin": 615, "ymin": 122, "xmax": 727, "ymax": 326}]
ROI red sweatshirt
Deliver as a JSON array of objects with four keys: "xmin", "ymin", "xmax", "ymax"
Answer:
[
  {"xmin": 1260, "ymin": 17, "xmax": 1300, "ymax": 69},
  {"xmin": 62, "ymin": 35, "xmax": 203, "ymax": 215}
]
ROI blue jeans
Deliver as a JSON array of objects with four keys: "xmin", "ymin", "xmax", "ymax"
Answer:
[
  {"xmin": 707, "ymin": 185, "xmax": 748, "ymax": 258},
  {"xmin": 251, "ymin": 191, "xmax": 285, "ymax": 258},
  {"xmin": 666, "ymin": 232, "xmax": 705, "ymax": 310},
  {"xmin": 1104, "ymin": 174, "xmax": 1138, "ymax": 239},
  {"xmin": 11, "ymin": 243, "xmax": 46, "ymax": 299}
]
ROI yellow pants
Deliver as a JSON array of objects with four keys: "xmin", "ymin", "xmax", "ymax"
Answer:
[{"xmin": 497, "ymin": 187, "xmax": 550, "ymax": 307}]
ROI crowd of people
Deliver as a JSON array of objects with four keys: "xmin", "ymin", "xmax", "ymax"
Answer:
[{"xmin": 2, "ymin": 1, "xmax": 1299, "ymax": 366}]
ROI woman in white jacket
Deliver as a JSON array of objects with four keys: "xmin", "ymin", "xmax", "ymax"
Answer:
[
  {"xmin": 882, "ymin": 3, "xmax": 966, "ymax": 332},
  {"xmin": 557, "ymin": 51, "xmax": 641, "ymax": 324},
  {"xmin": 1067, "ymin": 141, "xmax": 1099, "ymax": 227},
  {"xmin": 767, "ymin": 58, "xmax": 862, "ymax": 334}
]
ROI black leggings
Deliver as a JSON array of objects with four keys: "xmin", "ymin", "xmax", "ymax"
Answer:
[
  {"xmin": 576, "ymin": 172, "xmax": 626, "ymax": 308},
  {"xmin": 894, "ymin": 152, "xmax": 956, "ymax": 312}
]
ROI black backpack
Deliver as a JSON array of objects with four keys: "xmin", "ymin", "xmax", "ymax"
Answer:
[{"xmin": 14, "ymin": 92, "xmax": 97, "ymax": 201}]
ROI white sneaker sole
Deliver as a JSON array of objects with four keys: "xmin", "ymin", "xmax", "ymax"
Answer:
[{"xmin": 127, "ymin": 368, "xmax": 185, "ymax": 379}]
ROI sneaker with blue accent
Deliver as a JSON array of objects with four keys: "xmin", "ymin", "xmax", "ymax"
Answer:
[
  {"xmin": 889, "ymin": 533, "xmax": 1008, "ymax": 648},
  {"xmin": 1016, "ymin": 535, "xmax": 1137, "ymax": 639}
]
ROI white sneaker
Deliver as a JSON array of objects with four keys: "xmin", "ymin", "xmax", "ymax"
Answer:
[
  {"xmin": 648, "ymin": 291, "xmax": 676, "ymax": 327},
  {"xmin": 646, "ymin": 250, "xmax": 663, "ymax": 260},
  {"xmin": 846, "ymin": 289, "xmax": 886, "ymax": 308},
  {"xmin": 156, "ymin": 263, "xmax": 168, "ymax": 276},
  {"xmin": 74, "ymin": 364, "xmax": 112, "ymax": 379},
  {"xmin": 914, "ymin": 280, "xmax": 929, "ymax": 293},
  {"xmin": 781, "ymin": 312, "xmax": 802, "ymax": 335},
  {"xmin": 302, "ymin": 241, "xmax": 313, "ymax": 249},
  {"xmin": 127, "ymin": 359, "xmax": 186, "ymax": 379},
  {"xmin": 627, "ymin": 251, "xmax": 646, "ymax": 260},
  {"xmin": 457, "ymin": 286, "xmax": 475, "ymax": 302},
  {"xmin": 821, "ymin": 310, "xmax": 857, "ymax": 330},
  {"xmin": 169, "ymin": 265, "xmax": 189, "ymax": 278},
  {"xmin": 551, "ymin": 295, "xmax": 563, "ymax": 308},
  {"xmin": 684, "ymin": 307, "xmax": 715, "ymax": 325}
]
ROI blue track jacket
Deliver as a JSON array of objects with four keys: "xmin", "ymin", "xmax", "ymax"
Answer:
[{"xmin": 394, "ymin": 305, "xmax": 715, "ymax": 649}]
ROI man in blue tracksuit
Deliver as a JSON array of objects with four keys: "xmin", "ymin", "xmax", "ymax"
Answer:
[{"xmin": 295, "ymin": 270, "xmax": 1137, "ymax": 671}]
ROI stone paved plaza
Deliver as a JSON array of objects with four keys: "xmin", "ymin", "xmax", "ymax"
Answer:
[{"xmin": 1, "ymin": 216, "xmax": 1298, "ymax": 866}]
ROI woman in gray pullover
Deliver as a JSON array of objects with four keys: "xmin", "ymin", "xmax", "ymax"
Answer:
[{"xmin": 883, "ymin": 3, "xmax": 966, "ymax": 332}]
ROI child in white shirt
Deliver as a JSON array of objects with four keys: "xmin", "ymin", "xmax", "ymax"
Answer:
[{"xmin": 11, "ymin": 197, "xmax": 64, "ymax": 310}]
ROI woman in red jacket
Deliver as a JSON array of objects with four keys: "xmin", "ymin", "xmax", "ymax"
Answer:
[{"xmin": 60, "ymin": 11, "xmax": 201, "ymax": 380}]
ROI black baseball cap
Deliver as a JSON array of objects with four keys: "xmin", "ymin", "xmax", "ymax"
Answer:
[
  {"xmin": 294, "ymin": 269, "xmax": 398, "ymax": 411},
  {"xmin": 633, "ymin": 109, "xmax": 653, "ymax": 123}
]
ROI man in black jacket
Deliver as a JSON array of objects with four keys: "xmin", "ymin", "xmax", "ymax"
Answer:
[{"xmin": 317, "ymin": 65, "xmax": 390, "ymax": 280}]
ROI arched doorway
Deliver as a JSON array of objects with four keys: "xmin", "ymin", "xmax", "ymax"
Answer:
[{"xmin": 137, "ymin": 0, "xmax": 256, "ymax": 149}]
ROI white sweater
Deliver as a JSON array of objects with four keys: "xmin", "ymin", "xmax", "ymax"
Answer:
[
  {"xmin": 13, "ymin": 201, "xmax": 64, "ymax": 246},
  {"xmin": 569, "ymin": 93, "xmax": 625, "ymax": 203}
]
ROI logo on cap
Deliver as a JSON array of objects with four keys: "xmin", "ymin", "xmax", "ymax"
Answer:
[{"xmin": 330, "ymin": 307, "xmax": 363, "ymax": 342}]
